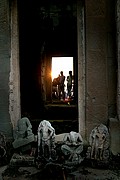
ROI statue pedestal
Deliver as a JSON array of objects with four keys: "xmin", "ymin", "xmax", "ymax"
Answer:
[{"xmin": 10, "ymin": 153, "xmax": 35, "ymax": 166}]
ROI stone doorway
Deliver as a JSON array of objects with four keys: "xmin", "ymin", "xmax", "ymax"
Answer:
[{"xmin": 17, "ymin": 0, "xmax": 85, "ymax": 136}]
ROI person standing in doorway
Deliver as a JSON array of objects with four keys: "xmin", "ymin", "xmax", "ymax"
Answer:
[
  {"xmin": 58, "ymin": 71, "xmax": 65, "ymax": 100},
  {"xmin": 67, "ymin": 71, "xmax": 72, "ymax": 99}
]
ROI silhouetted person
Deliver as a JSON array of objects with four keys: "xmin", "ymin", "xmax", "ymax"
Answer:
[
  {"xmin": 67, "ymin": 71, "xmax": 72, "ymax": 98},
  {"xmin": 58, "ymin": 71, "xmax": 65, "ymax": 100}
]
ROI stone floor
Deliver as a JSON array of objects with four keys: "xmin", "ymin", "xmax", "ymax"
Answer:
[
  {"xmin": 1, "ymin": 157, "xmax": 120, "ymax": 180},
  {"xmin": 1, "ymin": 165, "xmax": 120, "ymax": 180}
]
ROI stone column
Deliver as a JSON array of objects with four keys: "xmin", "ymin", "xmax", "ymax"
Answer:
[
  {"xmin": 116, "ymin": 0, "xmax": 120, "ymax": 121},
  {"xmin": 0, "ymin": 0, "xmax": 12, "ymax": 137},
  {"xmin": 77, "ymin": 0, "xmax": 86, "ymax": 138},
  {"xmin": 9, "ymin": 0, "xmax": 21, "ymax": 128}
]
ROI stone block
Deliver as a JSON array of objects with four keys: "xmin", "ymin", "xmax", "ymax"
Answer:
[
  {"xmin": 55, "ymin": 133, "xmax": 68, "ymax": 144},
  {"xmin": 109, "ymin": 118, "xmax": 120, "ymax": 155}
]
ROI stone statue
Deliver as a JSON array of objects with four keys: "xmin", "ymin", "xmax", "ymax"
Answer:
[
  {"xmin": 38, "ymin": 120, "xmax": 56, "ymax": 160},
  {"xmin": 61, "ymin": 131, "xmax": 83, "ymax": 164},
  {"xmin": 12, "ymin": 117, "xmax": 34, "ymax": 149},
  {"xmin": 86, "ymin": 124, "xmax": 110, "ymax": 161}
]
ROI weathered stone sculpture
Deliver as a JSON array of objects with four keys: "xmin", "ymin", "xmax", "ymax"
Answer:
[
  {"xmin": 61, "ymin": 131, "xmax": 83, "ymax": 164},
  {"xmin": 38, "ymin": 120, "xmax": 56, "ymax": 160},
  {"xmin": 86, "ymin": 124, "xmax": 110, "ymax": 162},
  {"xmin": 12, "ymin": 117, "xmax": 34, "ymax": 149}
]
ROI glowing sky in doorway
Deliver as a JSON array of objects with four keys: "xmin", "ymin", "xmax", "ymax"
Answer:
[{"xmin": 52, "ymin": 57, "xmax": 73, "ymax": 91}]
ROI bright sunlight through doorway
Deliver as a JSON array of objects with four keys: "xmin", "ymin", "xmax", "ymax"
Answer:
[{"xmin": 51, "ymin": 57, "xmax": 73, "ymax": 92}]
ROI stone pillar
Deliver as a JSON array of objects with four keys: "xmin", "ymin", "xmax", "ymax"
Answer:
[
  {"xmin": 77, "ymin": 0, "xmax": 86, "ymax": 138},
  {"xmin": 0, "ymin": 0, "xmax": 13, "ymax": 137},
  {"xmin": 116, "ymin": 0, "xmax": 120, "ymax": 121},
  {"xmin": 9, "ymin": 0, "xmax": 21, "ymax": 129},
  {"xmin": 85, "ymin": 0, "xmax": 115, "ymax": 138}
]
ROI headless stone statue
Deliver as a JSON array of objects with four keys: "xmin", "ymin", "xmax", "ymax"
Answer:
[
  {"xmin": 12, "ymin": 117, "xmax": 34, "ymax": 149},
  {"xmin": 61, "ymin": 131, "xmax": 83, "ymax": 164},
  {"xmin": 86, "ymin": 124, "xmax": 110, "ymax": 161},
  {"xmin": 38, "ymin": 120, "xmax": 56, "ymax": 160}
]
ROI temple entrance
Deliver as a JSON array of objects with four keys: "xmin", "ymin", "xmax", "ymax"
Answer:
[
  {"xmin": 18, "ymin": 0, "xmax": 78, "ymax": 119},
  {"xmin": 18, "ymin": 0, "xmax": 85, "ymax": 135}
]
